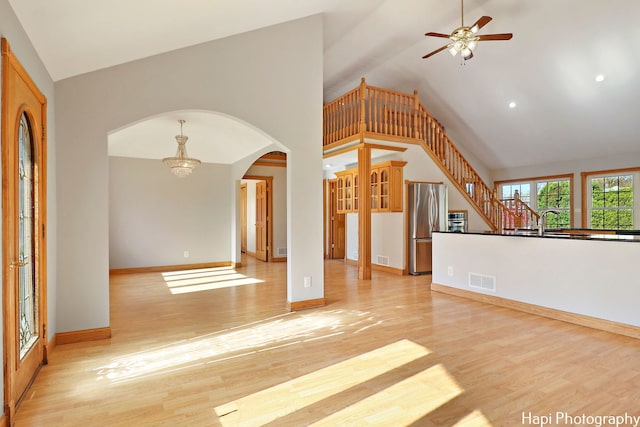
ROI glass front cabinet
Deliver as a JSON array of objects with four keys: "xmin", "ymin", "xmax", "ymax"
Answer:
[{"xmin": 334, "ymin": 160, "xmax": 406, "ymax": 214}]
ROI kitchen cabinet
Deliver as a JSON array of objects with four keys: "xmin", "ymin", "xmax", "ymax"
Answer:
[{"xmin": 335, "ymin": 160, "xmax": 406, "ymax": 213}]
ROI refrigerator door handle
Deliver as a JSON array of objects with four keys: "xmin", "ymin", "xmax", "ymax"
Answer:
[{"xmin": 428, "ymin": 187, "xmax": 437, "ymax": 231}]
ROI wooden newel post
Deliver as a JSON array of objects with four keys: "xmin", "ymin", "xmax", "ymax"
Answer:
[
  {"xmin": 359, "ymin": 77, "xmax": 367, "ymax": 134},
  {"xmin": 413, "ymin": 90, "xmax": 420, "ymax": 139}
]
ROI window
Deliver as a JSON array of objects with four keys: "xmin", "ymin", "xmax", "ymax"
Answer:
[
  {"xmin": 583, "ymin": 170, "xmax": 637, "ymax": 230},
  {"xmin": 497, "ymin": 175, "xmax": 573, "ymax": 228},
  {"xmin": 535, "ymin": 179, "xmax": 571, "ymax": 228},
  {"xmin": 501, "ymin": 182, "xmax": 531, "ymax": 205}
]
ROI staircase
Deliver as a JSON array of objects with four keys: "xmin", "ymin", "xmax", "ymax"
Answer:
[{"xmin": 323, "ymin": 78, "xmax": 539, "ymax": 231}]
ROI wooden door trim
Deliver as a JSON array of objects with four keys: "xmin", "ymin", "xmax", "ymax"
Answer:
[
  {"xmin": 1, "ymin": 37, "xmax": 48, "ymax": 420},
  {"xmin": 240, "ymin": 184, "xmax": 247, "ymax": 253},
  {"xmin": 323, "ymin": 180, "xmax": 327, "ymax": 258},
  {"xmin": 243, "ymin": 175, "xmax": 274, "ymax": 262}
]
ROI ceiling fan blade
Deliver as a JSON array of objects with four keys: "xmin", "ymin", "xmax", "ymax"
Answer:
[
  {"xmin": 422, "ymin": 45, "xmax": 449, "ymax": 59},
  {"xmin": 477, "ymin": 33, "xmax": 513, "ymax": 41},
  {"xmin": 425, "ymin": 32, "xmax": 450, "ymax": 38},
  {"xmin": 470, "ymin": 16, "xmax": 492, "ymax": 32}
]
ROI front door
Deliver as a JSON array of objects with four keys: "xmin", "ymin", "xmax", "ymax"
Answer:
[
  {"xmin": 255, "ymin": 180, "xmax": 268, "ymax": 261},
  {"xmin": 2, "ymin": 38, "xmax": 48, "ymax": 417}
]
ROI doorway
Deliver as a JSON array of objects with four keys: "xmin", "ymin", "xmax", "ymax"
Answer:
[
  {"xmin": 243, "ymin": 175, "xmax": 274, "ymax": 262},
  {"xmin": 1, "ymin": 37, "xmax": 48, "ymax": 418},
  {"xmin": 241, "ymin": 184, "xmax": 247, "ymax": 253},
  {"xmin": 327, "ymin": 179, "xmax": 346, "ymax": 259}
]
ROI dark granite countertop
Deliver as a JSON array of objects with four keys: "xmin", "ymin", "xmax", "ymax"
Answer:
[{"xmin": 435, "ymin": 229, "xmax": 640, "ymax": 242}]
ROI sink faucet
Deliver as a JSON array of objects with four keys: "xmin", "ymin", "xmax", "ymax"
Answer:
[{"xmin": 538, "ymin": 209, "xmax": 560, "ymax": 236}]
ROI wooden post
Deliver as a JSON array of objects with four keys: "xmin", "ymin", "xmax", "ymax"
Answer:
[
  {"xmin": 413, "ymin": 90, "xmax": 420, "ymax": 139},
  {"xmin": 359, "ymin": 77, "xmax": 367, "ymax": 135},
  {"xmin": 357, "ymin": 144, "xmax": 372, "ymax": 280}
]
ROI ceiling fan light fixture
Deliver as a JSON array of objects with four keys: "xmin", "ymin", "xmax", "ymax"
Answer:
[{"xmin": 421, "ymin": 0, "xmax": 512, "ymax": 62}]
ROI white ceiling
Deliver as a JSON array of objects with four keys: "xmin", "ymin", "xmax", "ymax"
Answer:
[
  {"xmin": 108, "ymin": 111, "xmax": 275, "ymax": 164},
  {"xmin": 9, "ymin": 0, "xmax": 640, "ymax": 170}
]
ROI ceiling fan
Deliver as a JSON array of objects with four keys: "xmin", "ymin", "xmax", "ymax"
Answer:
[{"xmin": 422, "ymin": 0, "xmax": 512, "ymax": 61}]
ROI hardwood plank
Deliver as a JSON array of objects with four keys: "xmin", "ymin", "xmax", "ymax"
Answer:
[{"xmin": 13, "ymin": 257, "xmax": 640, "ymax": 426}]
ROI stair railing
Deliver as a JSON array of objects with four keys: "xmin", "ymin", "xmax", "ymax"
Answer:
[{"xmin": 322, "ymin": 77, "xmax": 536, "ymax": 231}]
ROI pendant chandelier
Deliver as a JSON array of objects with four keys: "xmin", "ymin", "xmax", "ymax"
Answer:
[{"xmin": 162, "ymin": 119, "xmax": 201, "ymax": 178}]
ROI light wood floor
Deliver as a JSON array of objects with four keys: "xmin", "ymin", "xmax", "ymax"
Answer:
[{"xmin": 14, "ymin": 256, "xmax": 640, "ymax": 426}]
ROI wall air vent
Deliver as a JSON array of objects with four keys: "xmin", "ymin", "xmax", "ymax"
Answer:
[
  {"xmin": 469, "ymin": 273, "xmax": 496, "ymax": 292},
  {"xmin": 376, "ymin": 255, "xmax": 390, "ymax": 266},
  {"xmin": 277, "ymin": 247, "xmax": 287, "ymax": 256}
]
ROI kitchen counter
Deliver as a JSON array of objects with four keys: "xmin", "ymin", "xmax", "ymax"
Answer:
[
  {"xmin": 431, "ymin": 231, "xmax": 640, "ymax": 335},
  {"xmin": 441, "ymin": 229, "xmax": 640, "ymax": 242}
]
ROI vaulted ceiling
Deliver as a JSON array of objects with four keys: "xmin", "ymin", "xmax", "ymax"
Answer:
[{"xmin": 9, "ymin": 0, "xmax": 640, "ymax": 171}]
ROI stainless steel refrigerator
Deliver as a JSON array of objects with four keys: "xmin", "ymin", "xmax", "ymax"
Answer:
[{"xmin": 408, "ymin": 182, "xmax": 448, "ymax": 275}]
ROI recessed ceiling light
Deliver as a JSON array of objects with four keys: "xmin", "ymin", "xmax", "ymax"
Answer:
[
  {"xmin": 324, "ymin": 164, "xmax": 332, "ymax": 169},
  {"xmin": 595, "ymin": 74, "xmax": 605, "ymax": 82},
  {"xmin": 508, "ymin": 101, "xmax": 517, "ymax": 109}
]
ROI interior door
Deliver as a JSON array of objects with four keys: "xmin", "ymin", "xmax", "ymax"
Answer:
[
  {"xmin": 2, "ymin": 37, "xmax": 48, "ymax": 416},
  {"xmin": 241, "ymin": 184, "xmax": 247, "ymax": 253},
  {"xmin": 255, "ymin": 180, "xmax": 268, "ymax": 261},
  {"xmin": 328, "ymin": 180, "xmax": 345, "ymax": 259}
]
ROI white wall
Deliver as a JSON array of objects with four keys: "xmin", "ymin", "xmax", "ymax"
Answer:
[
  {"xmin": 109, "ymin": 157, "xmax": 232, "ymax": 269},
  {"xmin": 433, "ymin": 232, "xmax": 640, "ymax": 327},
  {"xmin": 491, "ymin": 151, "xmax": 640, "ymax": 227},
  {"xmin": 1, "ymin": 0, "xmax": 57, "ymax": 411},
  {"xmin": 245, "ymin": 164, "xmax": 288, "ymax": 257},
  {"xmin": 55, "ymin": 15, "xmax": 323, "ymax": 333}
]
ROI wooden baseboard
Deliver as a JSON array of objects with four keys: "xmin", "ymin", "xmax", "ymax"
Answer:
[
  {"xmin": 245, "ymin": 251, "xmax": 256, "ymax": 257},
  {"xmin": 271, "ymin": 257, "xmax": 287, "ymax": 263},
  {"xmin": 431, "ymin": 283, "xmax": 640, "ymax": 340},
  {"xmin": 287, "ymin": 298, "xmax": 327, "ymax": 311},
  {"xmin": 372, "ymin": 263, "xmax": 404, "ymax": 275},
  {"xmin": 56, "ymin": 327, "xmax": 112, "ymax": 345},
  {"xmin": 345, "ymin": 259, "xmax": 403, "ymax": 275},
  {"xmin": 109, "ymin": 261, "xmax": 234, "ymax": 275}
]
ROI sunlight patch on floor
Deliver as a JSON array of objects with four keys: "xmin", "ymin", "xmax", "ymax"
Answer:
[
  {"xmin": 454, "ymin": 409, "xmax": 494, "ymax": 426},
  {"xmin": 162, "ymin": 267, "xmax": 237, "ymax": 281},
  {"xmin": 94, "ymin": 310, "xmax": 379, "ymax": 384},
  {"xmin": 214, "ymin": 339, "xmax": 432, "ymax": 426},
  {"xmin": 310, "ymin": 363, "xmax": 462, "ymax": 426},
  {"xmin": 161, "ymin": 267, "xmax": 264, "ymax": 294}
]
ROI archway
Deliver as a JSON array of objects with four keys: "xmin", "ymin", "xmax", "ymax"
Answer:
[{"xmin": 107, "ymin": 110, "xmax": 286, "ymax": 272}]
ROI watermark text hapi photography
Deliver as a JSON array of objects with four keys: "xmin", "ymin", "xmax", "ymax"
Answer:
[{"xmin": 522, "ymin": 411, "xmax": 640, "ymax": 427}]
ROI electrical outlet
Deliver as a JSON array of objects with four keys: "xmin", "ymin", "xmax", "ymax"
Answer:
[
  {"xmin": 447, "ymin": 266, "xmax": 454, "ymax": 277},
  {"xmin": 184, "ymin": 251, "xmax": 189, "ymax": 258},
  {"xmin": 303, "ymin": 276, "xmax": 312, "ymax": 288}
]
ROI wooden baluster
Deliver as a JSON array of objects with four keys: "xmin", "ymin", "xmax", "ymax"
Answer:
[
  {"xmin": 353, "ymin": 92, "xmax": 357, "ymax": 134},
  {"xmin": 413, "ymin": 90, "xmax": 419, "ymax": 139},
  {"xmin": 359, "ymin": 78, "xmax": 367, "ymax": 135},
  {"xmin": 403, "ymin": 95, "xmax": 407, "ymax": 137},
  {"xmin": 369, "ymin": 88, "xmax": 373, "ymax": 133},
  {"xmin": 400, "ymin": 95, "xmax": 404, "ymax": 136},
  {"xmin": 394, "ymin": 93, "xmax": 398, "ymax": 136},
  {"xmin": 383, "ymin": 92, "xmax": 388, "ymax": 134}
]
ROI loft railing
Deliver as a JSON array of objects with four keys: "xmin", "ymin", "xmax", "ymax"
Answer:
[{"xmin": 323, "ymin": 77, "xmax": 537, "ymax": 231}]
